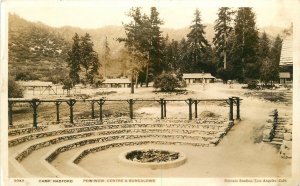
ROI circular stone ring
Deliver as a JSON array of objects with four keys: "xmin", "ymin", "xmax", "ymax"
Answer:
[{"xmin": 118, "ymin": 148, "xmax": 187, "ymax": 169}]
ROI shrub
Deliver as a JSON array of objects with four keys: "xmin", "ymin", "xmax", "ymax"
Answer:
[
  {"xmin": 8, "ymin": 76, "xmax": 23, "ymax": 98},
  {"xmin": 246, "ymin": 79, "xmax": 258, "ymax": 90},
  {"xmin": 15, "ymin": 71, "xmax": 39, "ymax": 81},
  {"xmin": 93, "ymin": 77, "xmax": 104, "ymax": 88},
  {"xmin": 216, "ymin": 67, "xmax": 231, "ymax": 82},
  {"xmin": 153, "ymin": 72, "xmax": 186, "ymax": 92},
  {"xmin": 62, "ymin": 78, "xmax": 74, "ymax": 90}
]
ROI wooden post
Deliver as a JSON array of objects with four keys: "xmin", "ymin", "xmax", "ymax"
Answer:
[
  {"xmin": 195, "ymin": 100, "xmax": 198, "ymax": 118},
  {"xmin": 66, "ymin": 99, "xmax": 76, "ymax": 124},
  {"xmin": 55, "ymin": 101, "xmax": 62, "ymax": 123},
  {"xmin": 163, "ymin": 100, "xmax": 167, "ymax": 118},
  {"xmin": 236, "ymin": 97, "xmax": 240, "ymax": 120},
  {"xmin": 188, "ymin": 98, "xmax": 193, "ymax": 120},
  {"xmin": 96, "ymin": 99, "xmax": 105, "ymax": 122},
  {"xmin": 91, "ymin": 101, "xmax": 95, "ymax": 119},
  {"xmin": 129, "ymin": 99, "xmax": 134, "ymax": 119},
  {"xmin": 8, "ymin": 101, "xmax": 13, "ymax": 126},
  {"xmin": 160, "ymin": 98, "xmax": 164, "ymax": 119},
  {"xmin": 30, "ymin": 99, "xmax": 41, "ymax": 128},
  {"xmin": 229, "ymin": 97, "xmax": 234, "ymax": 121}
]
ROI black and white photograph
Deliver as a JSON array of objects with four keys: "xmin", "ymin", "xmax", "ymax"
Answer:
[{"xmin": 1, "ymin": 0, "xmax": 300, "ymax": 185}]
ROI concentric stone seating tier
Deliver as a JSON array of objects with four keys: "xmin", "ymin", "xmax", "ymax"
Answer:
[
  {"xmin": 65, "ymin": 117, "xmax": 227, "ymax": 127},
  {"xmin": 8, "ymin": 123, "xmax": 34, "ymax": 129},
  {"xmin": 8, "ymin": 117, "xmax": 233, "ymax": 177},
  {"xmin": 72, "ymin": 140, "xmax": 210, "ymax": 164},
  {"xmin": 13, "ymin": 129, "xmax": 223, "ymax": 162},
  {"xmin": 9, "ymin": 119, "xmax": 229, "ymax": 147},
  {"xmin": 45, "ymin": 135, "xmax": 213, "ymax": 163},
  {"xmin": 8, "ymin": 126, "xmax": 48, "ymax": 136}
]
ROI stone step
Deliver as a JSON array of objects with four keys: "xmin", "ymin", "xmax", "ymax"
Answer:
[
  {"xmin": 20, "ymin": 136, "xmax": 213, "ymax": 177},
  {"xmin": 276, "ymin": 122, "xmax": 287, "ymax": 124},
  {"xmin": 274, "ymin": 134, "xmax": 284, "ymax": 138},
  {"xmin": 275, "ymin": 126, "xmax": 286, "ymax": 130},
  {"xmin": 270, "ymin": 141, "xmax": 282, "ymax": 145},
  {"xmin": 272, "ymin": 137, "xmax": 283, "ymax": 142},
  {"xmin": 9, "ymin": 122, "xmax": 229, "ymax": 146},
  {"xmin": 13, "ymin": 131, "xmax": 217, "ymax": 163},
  {"xmin": 8, "ymin": 126, "xmax": 48, "ymax": 136}
]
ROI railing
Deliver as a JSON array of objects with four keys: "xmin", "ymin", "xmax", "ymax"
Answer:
[{"xmin": 8, "ymin": 97, "xmax": 241, "ymax": 128}]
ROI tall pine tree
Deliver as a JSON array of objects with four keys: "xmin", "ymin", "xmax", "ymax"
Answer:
[
  {"xmin": 232, "ymin": 7, "xmax": 259, "ymax": 81},
  {"xmin": 165, "ymin": 38, "xmax": 181, "ymax": 72},
  {"xmin": 67, "ymin": 33, "xmax": 81, "ymax": 85},
  {"xmin": 178, "ymin": 38, "xmax": 189, "ymax": 72},
  {"xmin": 213, "ymin": 7, "xmax": 234, "ymax": 70},
  {"xmin": 102, "ymin": 36, "xmax": 111, "ymax": 78},
  {"xmin": 148, "ymin": 7, "xmax": 164, "ymax": 86},
  {"xmin": 258, "ymin": 32, "xmax": 271, "ymax": 60},
  {"xmin": 118, "ymin": 7, "xmax": 164, "ymax": 87},
  {"xmin": 270, "ymin": 35, "xmax": 283, "ymax": 66},
  {"xmin": 80, "ymin": 33, "xmax": 100, "ymax": 84},
  {"xmin": 268, "ymin": 35, "xmax": 283, "ymax": 83},
  {"xmin": 185, "ymin": 9, "xmax": 210, "ymax": 73}
]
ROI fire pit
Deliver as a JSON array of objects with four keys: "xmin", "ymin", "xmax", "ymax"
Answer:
[{"xmin": 119, "ymin": 148, "xmax": 187, "ymax": 169}]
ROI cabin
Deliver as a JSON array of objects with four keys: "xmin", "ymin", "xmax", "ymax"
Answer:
[
  {"xmin": 16, "ymin": 81, "xmax": 57, "ymax": 95},
  {"xmin": 102, "ymin": 78, "xmax": 131, "ymax": 88},
  {"xmin": 182, "ymin": 73, "xmax": 216, "ymax": 84},
  {"xmin": 279, "ymin": 72, "xmax": 291, "ymax": 84},
  {"xmin": 279, "ymin": 26, "xmax": 293, "ymax": 85}
]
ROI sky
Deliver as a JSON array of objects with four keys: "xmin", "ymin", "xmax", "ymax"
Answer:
[{"xmin": 4, "ymin": 0, "xmax": 297, "ymax": 29}]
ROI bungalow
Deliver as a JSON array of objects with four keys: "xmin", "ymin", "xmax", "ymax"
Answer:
[
  {"xmin": 102, "ymin": 78, "xmax": 131, "ymax": 88},
  {"xmin": 279, "ymin": 72, "xmax": 291, "ymax": 84},
  {"xmin": 16, "ymin": 81, "xmax": 56, "ymax": 95},
  {"xmin": 279, "ymin": 26, "xmax": 293, "ymax": 85},
  {"xmin": 182, "ymin": 73, "xmax": 216, "ymax": 84}
]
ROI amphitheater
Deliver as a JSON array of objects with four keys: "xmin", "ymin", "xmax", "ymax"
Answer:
[
  {"xmin": 8, "ymin": 97, "xmax": 240, "ymax": 178},
  {"xmin": 7, "ymin": 86, "xmax": 293, "ymax": 178}
]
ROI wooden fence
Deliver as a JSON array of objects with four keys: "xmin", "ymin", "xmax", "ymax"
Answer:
[{"xmin": 8, "ymin": 97, "xmax": 241, "ymax": 127}]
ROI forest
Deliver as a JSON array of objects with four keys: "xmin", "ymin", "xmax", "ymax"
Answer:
[{"xmin": 8, "ymin": 7, "xmax": 284, "ymax": 88}]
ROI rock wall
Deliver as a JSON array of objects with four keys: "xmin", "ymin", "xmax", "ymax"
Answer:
[
  {"xmin": 280, "ymin": 118, "xmax": 292, "ymax": 158},
  {"xmin": 263, "ymin": 110, "xmax": 292, "ymax": 159}
]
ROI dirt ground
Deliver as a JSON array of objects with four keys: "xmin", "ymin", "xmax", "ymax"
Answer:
[
  {"xmin": 75, "ymin": 83, "xmax": 292, "ymax": 177},
  {"xmin": 11, "ymin": 83, "xmax": 292, "ymax": 177}
]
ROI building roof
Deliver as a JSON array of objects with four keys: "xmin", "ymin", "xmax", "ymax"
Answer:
[
  {"xmin": 17, "ymin": 81, "xmax": 53, "ymax": 87},
  {"xmin": 182, "ymin": 73, "xmax": 216, "ymax": 79},
  {"xmin": 102, "ymin": 78, "xmax": 131, "ymax": 84},
  {"xmin": 279, "ymin": 35, "xmax": 293, "ymax": 66},
  {"xmin": 279, "ymin": 72, "xmax": 291, "ymax": 79}
]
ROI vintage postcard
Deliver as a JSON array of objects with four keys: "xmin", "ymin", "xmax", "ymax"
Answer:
[{"xmin": 1, "ymin": 0, "xmax": 300, "ymax": 185}]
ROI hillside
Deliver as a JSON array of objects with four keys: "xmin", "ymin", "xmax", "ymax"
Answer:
[
  {"xmin": 8, "ymin": 13, "xmax": 284, "ymax": 82},
  {"xmin": 8, "ymin": 14, "xmax": 71, "ymax": 81},
  {"xmin": 9, "ymin": 15, "xmax": 70, "ymax": 62}
]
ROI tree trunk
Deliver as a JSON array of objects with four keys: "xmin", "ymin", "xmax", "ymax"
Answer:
[
  {"xmin": 103, "ymin": 62, "xmax": 106, "ymax": 78},
  {"xmin": 85, "ymin": 68, "xmax": 88, "ymax": 84},
  {"xmin": 223, "ymin": 49, "xmax": 227, "ymax": 70},
  {"xmin": 131, "ymin": 76, "xmax": 134, "ymax": 94},
  {"xmin": 224, "ymin": 34, "xmax": 227, "ymax": 70},
  {"xmin": 135, "ymin": 73, "xmax": 139, "ymax": 88},
  {"xmin": 145, "ymin": 63, "xmax": 149, "ymax": 87}
]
